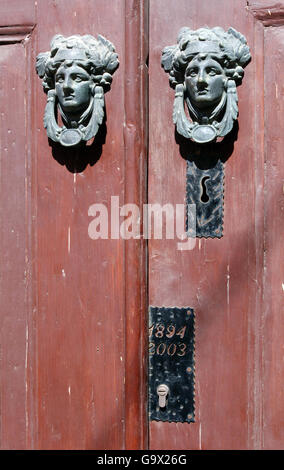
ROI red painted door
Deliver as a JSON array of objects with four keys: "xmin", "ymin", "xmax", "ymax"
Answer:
[
  {"xmin": 148, "ymin": 0, "xmax": 284, "ymax": 450},
  {"xmin": 1, "ymin": 0, "xmax": 284, "ymax": 451},
  {"xmin": 0, "ymin": 0, "xmax": 147, "ymax": 450}
]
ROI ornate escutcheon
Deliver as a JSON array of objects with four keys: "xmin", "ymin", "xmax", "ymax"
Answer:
[
  {"xmin": 36, "ymin": 34, "xmax": 119, "ymax": 147},
  {"xmin": 162, "ymin": 27, "xmax": 251, "ymax": 238},
  {"xmin": 161, "ymin": 26, "xmax": 251, "ymax": 144},
  {"xmin": 149, "ymin": 306, "xmax": 195, "ymax": 423}
]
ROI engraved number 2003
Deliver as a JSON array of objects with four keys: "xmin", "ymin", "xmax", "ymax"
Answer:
[{"xmin": 149, "ymin": 342, "xmax": 187, "ymax": 357}]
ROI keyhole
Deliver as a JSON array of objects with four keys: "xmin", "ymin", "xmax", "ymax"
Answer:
[
  {"xmin": 157, "ymin": 384, "xmax": 169, "ymax": 409},
  {"xmin": 201, "ymin": 176, "xmax": 210, "ymax": 203}
]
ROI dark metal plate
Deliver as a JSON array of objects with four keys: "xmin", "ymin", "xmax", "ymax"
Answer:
[
  {"xmin": 148, "ymin": 306, "xmax": 195, "ymax": 423},
  {"xmin": 186, "ymin": 159, "xmax": 224, "ymax": 238}
]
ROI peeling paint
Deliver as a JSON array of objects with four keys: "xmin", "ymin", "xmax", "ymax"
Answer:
[
  {"xmin": 227, "ymin": 264, "xmax": 230, "ymax": 307},
  {"xmin": 73, "ymin": 174, "xmax": 77, "ymax": 195}
]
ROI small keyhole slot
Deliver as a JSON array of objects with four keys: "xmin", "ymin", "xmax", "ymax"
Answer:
[{"xmin": 201, "ymin": 176, "xmax": 210, "ymax": 203}]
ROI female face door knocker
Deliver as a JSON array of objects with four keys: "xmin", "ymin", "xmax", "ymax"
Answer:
[
  {"xmin": 162, "ymin": 26, "xmax": 251, "ymax": 144},
  {"xmin": 162, "ymin": 27, "xmax": 251, "ymax": 237},
  {"xmin": 36, "ymin": 34, "xmax": 119, "ymax": 147}
]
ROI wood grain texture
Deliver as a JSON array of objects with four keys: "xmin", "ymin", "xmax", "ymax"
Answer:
[
  {"xmin": 1, "ymin": 0, "xmax": 283, "ymax": 451},
  {"xmin": 0, "ymin": 0, "xmax": 147, "ymax": 450},
  {"xmin": 262, "ymin": 25, "xmax": 284, "ymax": 449},
  {"xmin": 249, "ymin": 1, "xmax": 284, "ymax": 25},
  {"xmin": 124, "ymin": 0, "xmax": 148, "ymax": 450},
  {"xmin": 34, "ymin": 0, "xmax": 125, "ymax": 450},
  {"xmin": 0, "ymin": 42, "xmax": 32, "ymax": 450},
  {"xmin": 148, "ymin": 0, "xmax": 283, "ymax": 450}
]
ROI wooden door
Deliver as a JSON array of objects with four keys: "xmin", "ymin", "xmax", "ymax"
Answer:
[
  {"xmin": 1, "ymin": 0, "xmax": 284, "ymax": 452},
  {"xmin": 0, "ymin": 0, "xmax": 147, "ymax": 450},
  {"xmin": 149, "ymin": 0, "xmax": 284, "ymax": 450}
]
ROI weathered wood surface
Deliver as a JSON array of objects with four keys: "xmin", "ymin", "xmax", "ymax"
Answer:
[
  {"xmin": 149, "ymin": 0, "xmax": 284, "ymax": 450},
  {"xmin": 0, "ymin": 0, "xmax": 147, "ymax": 450},
  {"xmin": 0, "ymin": 0, "xmax": 283, "ymax": 451}
]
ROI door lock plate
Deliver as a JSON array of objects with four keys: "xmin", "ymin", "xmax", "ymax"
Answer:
[
  {"xmin": 186, "ymin": 159, "xmax": 224, "ymax": 238},
  {"xmin": 148, "ymin": 306, "xmax": 195, "ymax": 423}
]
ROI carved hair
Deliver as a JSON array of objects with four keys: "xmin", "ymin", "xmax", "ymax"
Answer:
[
  {"xmin": 36, "ymin": 34, "xmax": 119, "ymax": 93},
  {"xmin": 162, "ymin": 26, "xmax": 251, "ymax": 88}
]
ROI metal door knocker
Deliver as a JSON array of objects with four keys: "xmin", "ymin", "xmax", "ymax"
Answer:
[
  {"xmin": 36, "ymin": 34, "xmax": 119, "ymax": 147},
  {"xmin": 162, "ymin": 26, "xmax": 251, "ymax": 144},
  {"xmin": 162, "ymin": 27, "xmax": 251, "ymax": 237}
]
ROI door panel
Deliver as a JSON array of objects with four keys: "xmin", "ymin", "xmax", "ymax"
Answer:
[
  {"xmin": 148, "ymin": 0, "xmax": 284, "ymax": 450},
  {"xmin": 261, "ymin": 21, "xmax": 284, "ymax": 450},
  {"xmin": 0, "ymin": 0, "xmax": 283, "ymax": 451},
  {"xmin": 0, "ymin": 38, "xmax": 33, "ymax": 450},
  {"xmin": 0, "ymin": 0, "xmax": 147, "ymax": 450}
]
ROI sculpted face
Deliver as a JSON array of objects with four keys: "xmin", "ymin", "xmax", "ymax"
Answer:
[
  {"xmin": 185, "ymin": 54, "xmax": 225, "ymax": 110},
  {"xmin": 55, "ymin": 62, "xmax": 92, "ymax": 114},
  {"xmin": 36, "ymin": 33, "xmax": 119, "ymax": 147}
]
